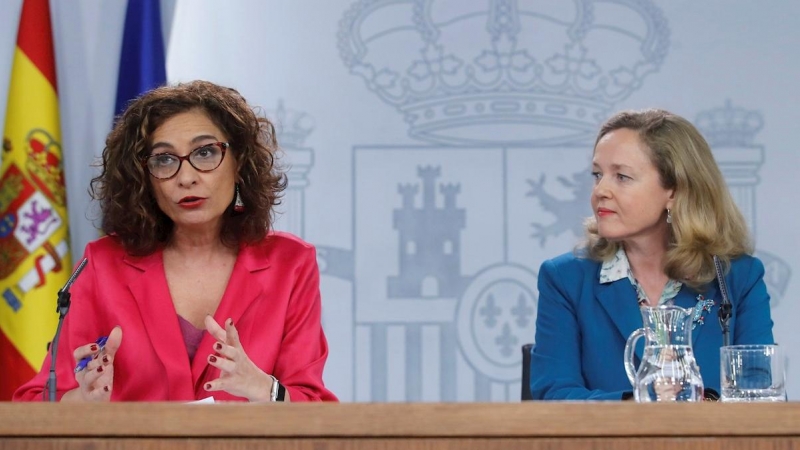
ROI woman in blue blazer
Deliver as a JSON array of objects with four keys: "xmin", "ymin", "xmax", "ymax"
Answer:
[{"xmin": 530, "ymin": 109, "xmax": 774, "ymax": 400}]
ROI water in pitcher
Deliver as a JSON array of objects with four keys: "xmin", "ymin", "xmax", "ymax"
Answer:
[{"xmin": 634, "ymin": 345, "xmax": 704, "ymax": 402}]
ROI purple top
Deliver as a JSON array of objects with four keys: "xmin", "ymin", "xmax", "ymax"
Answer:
[{"xmin": 177, "ymin": 315, "xmax": 205, "ymax": 361}]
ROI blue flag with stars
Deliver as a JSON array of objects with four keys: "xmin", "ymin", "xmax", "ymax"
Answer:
[{"xmin": 114, "ymin": 0, "xmax": 166, "ymax": 118}]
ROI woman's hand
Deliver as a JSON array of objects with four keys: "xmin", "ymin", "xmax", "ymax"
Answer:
[
  {"xmin": 204, "ymin": 315, "xmax": 285, "ymax": 402},
  {"xmin": 61, "ymin": 326, "xmax": 123, "ymax": 402}
]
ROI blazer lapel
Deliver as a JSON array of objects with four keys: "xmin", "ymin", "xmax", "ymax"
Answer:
[
  {"xmin": 595, "ymin": 279, "xmax": 644, "ymax": 359},
  {"xmin": 125, "ymin": 250, "xmax": 195, "ymax": 399},
  {"xmin": 189, "ymin": 243, "xmax": 271, "ymax": 386}
]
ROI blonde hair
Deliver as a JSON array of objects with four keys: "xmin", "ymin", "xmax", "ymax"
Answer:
[{"xmin": 583, "ymin": 109, "xmax": 752, "ymax": 289}]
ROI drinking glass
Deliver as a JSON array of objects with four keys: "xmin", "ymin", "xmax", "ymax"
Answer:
[{"xmin": 720, "ymin": 344, "xmax": 786, "ymax": 402}]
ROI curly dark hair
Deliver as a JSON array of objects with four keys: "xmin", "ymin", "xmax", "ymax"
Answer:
[{"xmin": 90, "ymin": 80, "xmax": 287, "ymax": 255}]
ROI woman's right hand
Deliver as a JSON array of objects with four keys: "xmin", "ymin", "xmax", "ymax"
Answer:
[{"xmin": 61, "ymin": 326, "xmax": 123, "ymax": 402}]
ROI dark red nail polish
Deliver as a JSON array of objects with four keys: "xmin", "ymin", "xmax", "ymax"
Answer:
[
  {"xmin": 228, "ymin": 319, "xmax": 234, "ymax": 327},
  {"xmin": 215, "ymin": 343, "xmax": 222, "ymax": 351},
  {"xmin": 209, "ymin": 355, "xmax": 217, "ymax": 363},
  {"xmin": 205, "ymin": 383, "xmax": 212, "ymax": 390},
  {"xmin": 90, "ymin": 344, "xmax": 98, "ymax": 352},
  {"xmin": 102, "ymin": 356, "xmax": 109, "ymax": 364},
  {"xmin": 97, "ymin": 366, "xmax": 104, "ymax": 373},
  {"xmin": 103, "ymin": 386, "xmax": 109, "ymax": 392}
]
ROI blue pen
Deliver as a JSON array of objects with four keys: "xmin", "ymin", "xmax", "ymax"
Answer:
[{"xmin": 74, "ymin": 336, "xmax": 108, "ymax": 373}]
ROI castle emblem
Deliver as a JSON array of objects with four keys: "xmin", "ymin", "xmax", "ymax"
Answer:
[{"xmin": 389, "ymin": 166, "xmax": 469, "ymax": 298}]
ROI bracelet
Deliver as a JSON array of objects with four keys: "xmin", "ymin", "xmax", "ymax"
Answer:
[{"xmin": 269, "ymin": 376, "xmax": 286, "ymax": 402}]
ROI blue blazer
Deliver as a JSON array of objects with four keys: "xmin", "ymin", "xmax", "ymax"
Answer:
[{"xmin": 530, "ymin": 252, "xmax": 774, "ymax": 400}]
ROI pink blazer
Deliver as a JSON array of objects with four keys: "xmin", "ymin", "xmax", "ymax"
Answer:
[{"xmin": 14, "ymin": 232, "xmax": 337, "ymax": 402}]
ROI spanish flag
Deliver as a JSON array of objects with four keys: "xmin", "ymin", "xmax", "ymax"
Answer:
[{"xmin": 0, "ymin": 0, "xmax": 71, "ymax": 400}]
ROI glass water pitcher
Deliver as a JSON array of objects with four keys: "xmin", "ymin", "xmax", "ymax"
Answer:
[{"xmin": 623, "ymin": 304, "xmax": 704, "ymax": 402}]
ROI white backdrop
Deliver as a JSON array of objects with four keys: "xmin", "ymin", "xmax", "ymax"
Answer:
[{"xmin": 1, "ymin": 0, "xmax": 798, "ymax": 401}]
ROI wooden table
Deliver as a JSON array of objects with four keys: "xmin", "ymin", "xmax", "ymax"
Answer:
[{"xmin": 1, "ymin": 402, "xmax": 799, "ymax": 449}]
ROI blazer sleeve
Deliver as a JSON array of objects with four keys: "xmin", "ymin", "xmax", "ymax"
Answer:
[
  {"xmin": 530, "ymin": 258, "xmax": 626, "ymax": 400},
  {"xmin": 731, "ymin": 257, "xmax": 774, "ymax": 345},
  {"xmin": 272, "ymin": 244, "xmax": 337, "ymax": 401}
]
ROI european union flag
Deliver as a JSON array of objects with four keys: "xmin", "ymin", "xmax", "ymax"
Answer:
[{"xmin": 114, "ymin": 0, "xmax": 166, "ymax": 118}]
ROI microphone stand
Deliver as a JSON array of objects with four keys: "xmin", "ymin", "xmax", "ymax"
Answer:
[
  {"xmin": 713, "ymin": 256, "xmax": 733, "ymax": 347},
  {"xmin": 46, "ymin": 258, "xmax": 88, "ymax": 402}
]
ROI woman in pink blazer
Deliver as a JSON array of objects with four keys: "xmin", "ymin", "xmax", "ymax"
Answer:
[{"xmin": 15, "ymin": 81, "xmax": 336, "ymax": 402}]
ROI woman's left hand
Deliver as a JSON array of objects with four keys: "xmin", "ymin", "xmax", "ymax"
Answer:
[{"xmin": 203, "ymin": 315, "xmax": 277, "ymax": 402}]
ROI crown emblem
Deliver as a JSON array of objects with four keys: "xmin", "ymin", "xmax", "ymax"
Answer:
[
  {"xmin": 267, "ymin": 101, "xmax": 315, "ymax": 149},
  {"xmin": 338, "ymin": 0, "xmax": 670, "ymax": 146},
  {"xmin": 695, "ymin": 100, "xmax": 764, "ymax": 147},
  {"xmin": 24, "ymin": 129, "xmax": 66, "ymax": 206}
]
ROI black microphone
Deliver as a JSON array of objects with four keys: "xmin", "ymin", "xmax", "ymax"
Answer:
[
  {"xmin": 46, "ymin": 257, "xmax": 88, "ymax": 402},
  {"xmin": 713, "ymin": 256, "xmax": 732, "ymax": 347}
]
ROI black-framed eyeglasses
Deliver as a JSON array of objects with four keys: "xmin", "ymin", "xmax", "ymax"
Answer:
[{"xmin": 142, "ymin": 142, "xmax": 230, "ymax": 180}]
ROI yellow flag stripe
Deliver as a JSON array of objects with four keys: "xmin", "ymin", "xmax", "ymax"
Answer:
[{"xmin": 3, "ymin": 48, "xmax": 60, "ymax": 149}]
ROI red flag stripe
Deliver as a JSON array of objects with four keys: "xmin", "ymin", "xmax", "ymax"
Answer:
[
  {"xmin": 0, "ymin": 329, "xmax": 37, "ymax": 401},
  {"xmin": 15, "ymin": 0, "xmax": 58, "ymax": 92}
]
